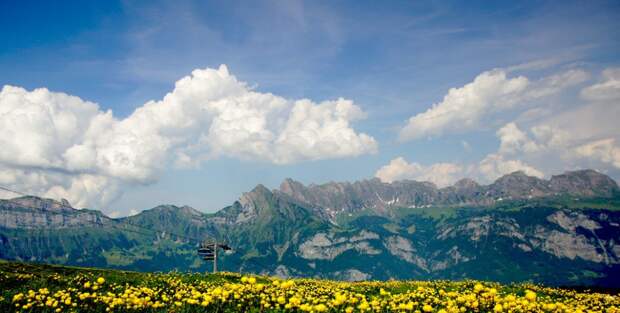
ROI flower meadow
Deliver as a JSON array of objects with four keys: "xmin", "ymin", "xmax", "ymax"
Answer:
[{"xmin": 0, "ymin": 261, "xmax": 618, "ymax": 313}]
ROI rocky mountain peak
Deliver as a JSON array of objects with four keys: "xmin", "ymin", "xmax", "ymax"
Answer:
[
  {"xmin": 238, "ymin": 184, "xmax": 275, "ymax": 213},
  {"xmin": 453, "ymin": 178, "xmax": 480, "ymax": 190},
  {"xmin": 179, "ymin": 205, "xmax": 202, "ymax": 216},
  {"xmin": 0, "ymin": 196, "xmax": 108, "ymax": 229},
  {"xmin": 5, "ymin": 196, "xmax": 74, "ymax": 212},
  {"xmin": 60, "ymin": 198, "xmax": 72, "ymax": 208},
  {"xmin": 144, "ymin": 204, "xmax": 202, "ymax": 217},
  {"xmin": 549, "ymin": 169, "xmax": 619, "ymax": 197},
  {"xmin": 276, "ymin": 169, "xmax": 620, "ymax": 218},
  {"xmin": 279, "ymin": 178, "xmax": 304, "ymax": 193},
  {"xmin": 494, "ymin": 171, "xmax": 536, "ymax": 183},
  {"xmin": 488, "ymin": 171, "xmax": 549, "ymax": 198},
  {"xmin": 279, "ymin": 178, "xmax": 311, "ymax": 203},
  {"xmin": 244, "ymin": 184, "xmax": 273, "ymax": 199}
]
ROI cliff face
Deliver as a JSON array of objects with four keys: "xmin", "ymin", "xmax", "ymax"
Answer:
[
  {"xmin": 548, "ymin": 170, "xmax": 620, "ymax": 197},
  {"xmin": 0, "ymin": 197, "xmax": 110, "ymax": 229},
  {"xmin": 1, "ymin": 169, "xmax": 620, "ymax": 286},
  {"xmin": 278, "ymin": 170, "xmax": 620, "ymax": 219}
]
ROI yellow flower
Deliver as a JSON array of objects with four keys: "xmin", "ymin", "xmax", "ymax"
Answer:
[
  {"xmin": 12, "ymin": 293, "xmax": 24, "ymax": 302},
  {"xmin": 474, "ymin": 283, "xmax": 484, "ymax": 293},
  {"xmin": 3, "ymin": 263, "xmax": 619, "ymax": 313},
  {"xmin": 525, "ymin": 290, "xmax": 537, "ymax": 302},
  {"xmin": 358, "ymin": 302, "xmax": 369, "ymax": 310}
]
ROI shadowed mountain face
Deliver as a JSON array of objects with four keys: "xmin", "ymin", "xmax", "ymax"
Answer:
[{"xmin": 1, "ymin": 170, "xmax": 620, "ymax": 286}]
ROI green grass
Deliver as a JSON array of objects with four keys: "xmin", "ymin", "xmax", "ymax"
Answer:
[
  {"xmin": 487, "ymin": 196, "xmax": 620, "ymax": 211},
  {"xmin": 391, "ymin": 195, "xmax": 620, "ymax": 222},
  {"xmin": 1, "ymin": 260, "xmax": 618, "ymax": 313},
  {"xmin": 0, "ymin": 260, "xmax": 237, "ymax": 312}
]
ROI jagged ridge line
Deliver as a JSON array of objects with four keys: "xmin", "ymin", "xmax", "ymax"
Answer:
[
  {"xmin": 0, "ymin": 196, "xmax": 272, "ymax": 272},
  {"xmin": 0, "ymin": 185, "xmax": 205, "ymax": 243}
]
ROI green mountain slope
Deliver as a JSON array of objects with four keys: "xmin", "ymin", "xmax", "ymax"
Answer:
[{"xmin": 1, "ymin": 170, "xmax": 620, "ymax": 286}]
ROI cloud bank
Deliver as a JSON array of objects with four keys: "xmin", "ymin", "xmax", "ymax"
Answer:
[
  {"xmin": 375, "ymin": 154, "xmax": 543, "ymax": 187},
  {"xmin": 0, "ymin": 65, "xmax": 377, "ymax": 209},
  {"xmin": 398, "ymin": 69, "xmax": 588, "ymax": 141},
  {"xmin": 375, "ymin": 158, "xmax": 463, "ymax": 187},
  {"xmin": 380, "ymin": 67, "xmax": 620, "ymax": 186}
]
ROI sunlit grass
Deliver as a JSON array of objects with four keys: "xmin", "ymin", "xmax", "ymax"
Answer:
[{"xmin": 1, "ymin": 261, "xmax": 618, "ymax": 312}]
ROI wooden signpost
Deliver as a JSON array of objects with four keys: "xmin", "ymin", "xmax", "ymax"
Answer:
[{"xmin": 197, "ymin": 240, "xmax": 231, "ymax": 273}]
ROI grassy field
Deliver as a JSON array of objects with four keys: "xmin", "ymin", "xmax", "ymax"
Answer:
[{"xmin": 1, "ymin": 260, "xmax": 618, "ymax": 312}]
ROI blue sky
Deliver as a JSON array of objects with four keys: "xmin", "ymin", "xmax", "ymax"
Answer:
[{"xmin": 1, "ymin": 1, "xmax": 619, "ymax": 216}]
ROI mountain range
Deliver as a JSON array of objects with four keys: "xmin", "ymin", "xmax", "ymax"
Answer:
[{"xmin": 1, "ymin": 169, "xmax": 620, "ymax": 286}]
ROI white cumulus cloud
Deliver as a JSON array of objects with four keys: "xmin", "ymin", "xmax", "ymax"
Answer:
[
  {"xmin": 574, "ymin": 139, "xmax": 620, "ymax": 169},
  {"xmin": 375, "ymin": 154, "xmax": 543, "ymax": 186},
  {"xmin": 0, "ymin": 65, "xmax": 377, "ymax": 211},
  {"xmin": 382, "ymin": 67, "xmax": 619, "ymax": 186},
  {"xmin": 375, "ymin": 157, "xmax": 463, "ymax": 187},
  {"xmin": 490, "ymin": 70, "xmax": 620, "ymax": 173},
  {"xmin": 399, "ymin": 69, "xmax": 588, "ymax": 141},
  {"xmin": 475, "ymin": 153, "xmax": 544, "ymax": 181},
  {"xmin": 497, "ymin": 122, "xmax": 541, "ymax": 155}
]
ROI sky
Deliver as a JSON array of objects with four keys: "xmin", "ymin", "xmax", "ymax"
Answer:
[{"xmin": 0, "ymin": 0, "xmax": 619, "ymax": 216}]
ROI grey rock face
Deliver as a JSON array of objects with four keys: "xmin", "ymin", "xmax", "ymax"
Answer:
[
  {"xmin": 430, "ymin": 246, "xmax": 471, "ymax": 271},
  {"xmin": 434, "ymin": 208, "xmax": 620, "ymax": 265},
  {"xmin": 280, "ymin": 178, "xmax": 441, "ymax": 217},
  {"xmin": 235, "ymin": 186, "xmax": 269, "ymax": 224},
  {"xmin": 437, "ymin": 216, "xmax": 492, "ymax": 241},
  {"xmin": 534, "ymin": 210, "xmax": 620, "ymax": 264},
  {"xmin": 384, "ymin": 236, "xmax": 428, "ymax": 271},
  {"xmin": 537, "ymin": 230, "xmax": 608, "ymax": 263},
  {"xmin": 297, "ymin": 231, "xmax": 381, "ymax": 260},
  {"xmin": 274, "ymin": 265, "xmax": 291, "ymax": 278},
  {"xmin": 278, "ymin": 170, "xmax": 619, "ymax": 219},
  {"xmin": 486, "ymin": 171, "xmax": 551, "ymax": 198},
  {"xmin": 548, "ymin": 211, "xmax": 601, "ymax": 232},
  {"xmin": 549, "ymin": 169, "xmax": 620, "ymax": 197},
  {"xmin": 0, "ymin": 197, "xmax": 109, "ymax": 229}
]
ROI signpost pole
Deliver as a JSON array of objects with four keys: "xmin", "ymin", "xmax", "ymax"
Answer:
[{"xmin": 213, "ymin": 241, "xmax": 218, "ymax": 273}]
